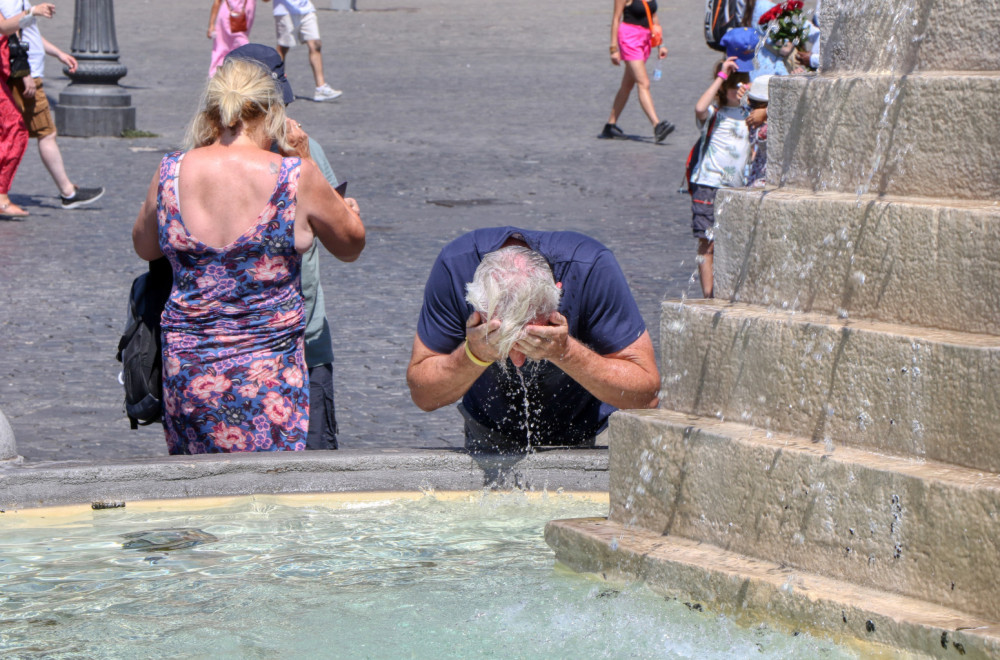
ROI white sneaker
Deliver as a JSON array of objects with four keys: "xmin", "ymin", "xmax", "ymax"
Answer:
[{"xmin": 313, "ymin": 84, "xmax": 342, "ymax": 102}]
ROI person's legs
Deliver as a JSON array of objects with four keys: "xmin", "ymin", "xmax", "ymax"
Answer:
[
  {"xmin": 37, "ymin": 133, "xmax": 74, "ymax": 198},
  {"xmin": 697, "ymin": 238, "xmax": 714, "ymax": 298},
  {"xmin": 0, "ymin": 78, "xmax": 30, "ymax": 216},
  {"xmin": 305, "ymin": 39, "xmax": 326, "ymax": 88},
  {"xmin": 690, "ymin": 184, "xmax": 717, "ymax": 297},
  {"xmin": 625, "ymin": 59, "xmax": 659, "ymax": 127},
  {"xmin": 306, "ymin": 363, "xmax": 338, "ymax": 450},
  {"xmin": 607, "ymin": 65, "xmax": 636, "ymax": 125}
]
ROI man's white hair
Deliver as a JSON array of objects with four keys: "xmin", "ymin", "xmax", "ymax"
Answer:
[{"xmin": 465, "ymin": 246, "xmax": 562, "ymax": 360}]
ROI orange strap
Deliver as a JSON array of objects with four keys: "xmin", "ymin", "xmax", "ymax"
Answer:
[{"xmin": 641, "ymin": 0, "xmax": 654, "ymax": 32}]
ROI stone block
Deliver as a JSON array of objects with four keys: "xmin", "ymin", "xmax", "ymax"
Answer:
[
  {"xmin": 0, "ymin": 408, "xmax": 16, "ymax": 462},
  {"xmin": 768, "ymin": 73, "xmax": 1000, "ymax": 200},
  {"xmin": 820, "ymin": 0, "xmax": 1000, "ymax": 74},
  {"xmin": 658, "ymin": 300, "xmax": 1000, "ymax": 471},
  {"xmin": 713, "ymin": 189, "xmax": 1000, "ymax": 335},
  {"xmin": 604, "ymin": 408, "xmax": 1000, "ymax": 621}
]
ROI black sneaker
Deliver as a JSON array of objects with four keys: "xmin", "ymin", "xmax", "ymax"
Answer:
[
  {"xmin": 61, "ymin": 186, "xmax": 105, "ymax": 209},
  {"xmin": 600, "ymin": 123, "xmax": 626, "ymax": 139},
  {"xmin": 654, "ymin": 120, "xmax": 675, "ymax": 143}
]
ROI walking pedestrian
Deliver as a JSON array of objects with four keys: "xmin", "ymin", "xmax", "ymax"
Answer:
[
  {"xmin": 601, "ymin": 0, "xmax": 674, "ymax": 143},
  {"xmin": 0, "ymin": 0, "xmax": 104, "ymax": 212},
  {"xmin": 261, "ymin": 0, "xmax": 341, "ymax": 102},
  {"xmin": 207, "ymin": 0, "xmax": 257, "ymax": 77}
]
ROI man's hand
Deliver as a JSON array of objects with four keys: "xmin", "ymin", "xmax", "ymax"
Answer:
[
  {"xmin": 57, "ymin": 51, "xmax": 77, "ymax": 74},
  {"xmin": 514, "ymin": 312, "xmax": 570, "ymax": 362},
  {"xmin": 22, "ymin": 76, "xmax": 36, "ymax": 99},
  {"xmin": 282, "ymin": 118, "xmax": 311, "ymax": 159},
  {"xmin": 465, "ymin": 311, "xmax": 502, "ymax": 364}
]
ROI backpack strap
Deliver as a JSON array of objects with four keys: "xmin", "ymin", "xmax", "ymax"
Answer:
[{"xmin": 679, "ymin": 106, "xmax": 720, "ymax": 193}]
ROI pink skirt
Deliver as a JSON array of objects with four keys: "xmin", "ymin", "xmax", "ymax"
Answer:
[{"xmin": 618, "ymin": 21, "xmax": 651, "ymax": 61}]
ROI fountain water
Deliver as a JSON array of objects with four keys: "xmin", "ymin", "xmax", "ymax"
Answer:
[{"xmin": 547, "ymin": 0, "xmax": 1000, "ymax": 655}]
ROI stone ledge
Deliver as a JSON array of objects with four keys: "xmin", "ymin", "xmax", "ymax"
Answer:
[
  {"xmin": 659, "ymin": 299, "xmax": 1000, "ymax": 471},
  {"xmin": 714, "ymin": 188, "xmax": 1000, "ymax": 336},
  {"xmin": 545, "ymin": 517, "xmax": 1000, "ymax": 658},
  {"xmin": 769, "ymin": 73, "xmax": 1000, "ymax": 200},
  {"xmin": 0, "ymin": 448, "xmax": 608, "ymax": 511},
  {"xmin": 607, "ymin": 408, "xmax": 1000, "ymax": 619}
]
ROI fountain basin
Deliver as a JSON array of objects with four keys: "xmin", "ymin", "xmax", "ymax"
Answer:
[{"xmin": 0, "ymin": 490, "xmax": 860, "ymax": 658}]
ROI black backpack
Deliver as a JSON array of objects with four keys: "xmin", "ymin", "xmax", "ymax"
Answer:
[
  {"xmin": 705, "ymin": 0, "xmax": 748, "ymax": 51},
  {"xmin": 116, "ymin": 258, "xmax": 172, "ymax": 429}
]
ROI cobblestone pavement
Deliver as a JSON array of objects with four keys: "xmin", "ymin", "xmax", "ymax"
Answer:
[{"xmin": 0, "ymin": 0, "xmax": 719, "ymax": 462}]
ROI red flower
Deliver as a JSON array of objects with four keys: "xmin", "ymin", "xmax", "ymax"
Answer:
[
  {"xmin": 785, "ymin": 0, "xmax": 803, "ymax": 10},
  {"xmin": 759, "ymin": 5, "xmax": 782, "ymax": 24}
]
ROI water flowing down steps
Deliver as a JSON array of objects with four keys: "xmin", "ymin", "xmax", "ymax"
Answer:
[
  {"xmin": 546, "ymin": 516, "xmax": 1000, "ymax": 658},
  {"xmin": 547, "ymin": 408, "xmax": 1000, "ymax": 658},
  {"xmin": 659, "ymin": 299, "xmax": 1000, "ymax": 473}
]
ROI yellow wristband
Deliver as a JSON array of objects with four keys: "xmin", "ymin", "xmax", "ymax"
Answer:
[{"xmin": 464, "ymin": 340, "xmax": 494, "ymax": 368}]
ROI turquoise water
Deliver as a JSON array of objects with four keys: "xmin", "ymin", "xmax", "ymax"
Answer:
[{"xmin": 0, "ymin": 493, "xmax": 859, "ymax": 659}]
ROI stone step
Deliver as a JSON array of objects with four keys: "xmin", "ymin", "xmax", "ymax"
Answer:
[
  {"xmin": 603, "ymin": 409, "xmax": 1000, "ymax": 621},
  {"xmin": 819, "ymin": 0, "xmax": 1000, "ymax": 74},
  {"xmin": 546, "ymin": 515, "xmax": 1000, "ymax": 658},
  {"xmin": 659, "ymin": 299, "xmax": 1000, "ymax": 472},
  {"xmin": 713, "ymin": 189, "xmax": 1000, "ymax": 336},
  {"xmin": 768, "ymin": 72, "xmax": 1000, "ymax": 200}
]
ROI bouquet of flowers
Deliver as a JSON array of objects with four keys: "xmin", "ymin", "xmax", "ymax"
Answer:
[{"xmin": 758, "ymin": 0, "xmax": 807, "ymax": 47}]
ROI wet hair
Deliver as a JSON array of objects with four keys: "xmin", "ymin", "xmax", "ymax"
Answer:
[
  {"xmin": 183, "ymin": 58, "xmax": 289, "ymax": 151},
  {"xmin": 714, "ymin": 59, "xmax": 750, "ymax": 107},
  {"xmin": 465, "ymin": 246, "xmax": 562, "ymax": 361}
]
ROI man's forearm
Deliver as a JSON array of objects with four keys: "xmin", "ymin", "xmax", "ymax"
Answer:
[
  {"xmin": 406, "ymin": 343, "xmax": 490, "ymax": 412},
  {"xmin": 550, "ymin": 336, "xmax": 660, "ymax": 410}
]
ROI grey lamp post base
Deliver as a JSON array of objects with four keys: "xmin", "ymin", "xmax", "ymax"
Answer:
[{"xmin": 54, "ymin": 0, "xmax": 136, "ymax": 137}]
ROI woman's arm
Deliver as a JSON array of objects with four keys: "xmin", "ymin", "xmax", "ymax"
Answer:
[
  {"xmin": 0, "ymin": 3, "xmax": 54, "ymax": 36},
  {"xmin": 296, "ymin": 160, "xmax": 365, "ymax": 262},
  {"xmin": 608, "ymin": 0, "xmax": 626, "ymax": 65},
  {"xmin": 652, "ymin": 10, "xmax": 667, "ymax": 59},
  {"xmin": 132, "ymin": 171, "xmax": 163, "ymax": 261},
  {"xmin": 207, "ymin": 0, "xmax": 222, "ymax": 39}
]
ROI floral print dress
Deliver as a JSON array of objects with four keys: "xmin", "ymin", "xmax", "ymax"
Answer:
[{"xmin": 156, "ymin": 151, "xmax": 309, "ymax": 454}]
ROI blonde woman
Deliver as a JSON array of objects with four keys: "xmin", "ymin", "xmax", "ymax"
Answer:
[
  {"xmin": 131, "ymin": 58, "xmax": 365, "ymax": 454},
  {"xmin": 602, "ymin": 0, "xmax": 674, "ymax": 143}
]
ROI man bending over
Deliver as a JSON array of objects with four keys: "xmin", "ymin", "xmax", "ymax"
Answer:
[{"xmin": 407, "ymin": 227, "xmax": 659, "ymax": 452}]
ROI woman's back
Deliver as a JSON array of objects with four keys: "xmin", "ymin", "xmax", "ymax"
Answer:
[{"xmin": 175, "ymin": 144, "xmax": 288, "ymax": 249}]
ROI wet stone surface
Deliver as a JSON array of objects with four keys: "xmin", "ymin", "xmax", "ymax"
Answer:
[{"xmin": 0, "ymin": 0, "xmax": 715, "ymax": 461}]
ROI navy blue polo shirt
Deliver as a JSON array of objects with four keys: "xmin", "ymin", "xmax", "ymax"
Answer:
[{"xmin": 416, "ymin": 227, "xmax": 647, "ymax": 445}]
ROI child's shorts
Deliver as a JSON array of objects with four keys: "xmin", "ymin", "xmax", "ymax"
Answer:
[
  {"xmin": 690, "ymin": 183, "xmax": 718, "ymax": 240},
  {"xmin": 618, "ymin": 22, "xmax": 651, "ymax": 61}
]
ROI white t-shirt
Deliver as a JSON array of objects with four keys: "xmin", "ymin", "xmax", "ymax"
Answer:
[
  {"xmin": 691, "ymin": 105, "xmax": 752, "ymax": 189},
  {"xmin": 0, "ymin": 0, "xmax": 45, "ymax": 78},
  {"xmin": 271, "ymin": 0, "xmax": 316, "ymax": 16}
]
